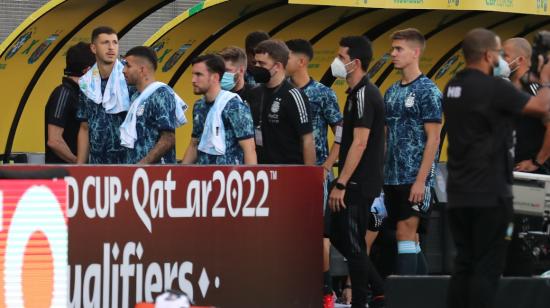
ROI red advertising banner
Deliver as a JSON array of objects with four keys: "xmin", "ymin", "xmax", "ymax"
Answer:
[
  {"xmin": 0, "ymin": 180, "xmax": 68, "ymax": 308},
  {"xmin": 1, "ymin": 166, "xmax": 324, "ymax": 308}
]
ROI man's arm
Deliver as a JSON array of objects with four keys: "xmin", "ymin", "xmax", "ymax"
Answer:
[
  {"xmin": 321, "ymin": 123, "xmax": 342, "ymax": 176},
  {"xmin": 320, "ymin": 89, "xmax": 343, "ymax": 174},
  {"xmin": 337, "ymin": 127, "xmax": 370, "ymax": 185},
  {"xmin": 77, "ymin": 122, "xmax": 89, "ymax": 164},
  {"xmin": 537, "ymin": 121, "xmax": 550, "ymax": 164},
  {"xmin": 139, "ymin": 131, "xmax": 176, "ymax": 164},
  {"xmin": 301, "ymin": 132, "xmax": 316, "ymax": 165},
  {"xmin": 516, "ymin": 116, "xmax": 550, "ymax": 171},
  {"xmin": 181, "ymin": 138, "xmax": 199, "ymax": 164},
  {"xmin": 523, "ymin": 61, "xmax": 550, "ymax": 115},
  {"xmin": 323, "ymin": 143, "xmax": 340, "ymax": 175},
  {"xmin": 329, "ymin": 127, "xmax": 370, "ymax": 211},
  {"xmin": 47, "ymin": 124, "xmax": 77, "ymax": 163},
  {"xmin": 522, "ymin": 87, "xmax": 550, "ymax": 115},
  {"xmin": 409, "ymin": 122, "xmax": 441, "ymax": 203},
  {"xmin": 239, "ymin": 138, "xmax": 257, "ymax": 165}
]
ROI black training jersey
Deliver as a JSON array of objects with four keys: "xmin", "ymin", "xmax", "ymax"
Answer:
[
  {"xmin": 443, "ymin": 68, "xmax": 530, "ymax": 207},
  {"xmin": 237, "ymin": 83, "xmax": 263, "ymax": 126},
  {"xmin": 515, "ymin": 79, "xmax": 544, "ymax": 164},
  {"xmin": 236, "ymin": 83, "xmax": 257, "ymax": 106},
  {"xmin": 339, "ymin": 76, "xmax": 385, "ymax": 198},
  {"xmin": 257, "ymin": 79, "xmax": 313, "ymax": 164},
  {"xmin": 44, "ymin": 77, "xmax": 81, "ymax": 163}
]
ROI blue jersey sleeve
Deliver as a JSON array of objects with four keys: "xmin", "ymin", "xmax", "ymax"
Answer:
[
  {"xmin": 191, "ymin": 100, "xmax": 205, "ymax": 139},
  {"xmin": 226, "ymin": 97, "xmax": 254, "ymax": 140},
  {"xmin": 420, "ymin": 82, "xmax": 443, "ymax": 123},
  {"xmin": 76, "ymin": 91, "xmax": 89, "ymax": 121},
  {"xmin": 148, "ymin": 87, "xmax": 177, "ymax": 132},
  {"xmin": 322, "ymin": 87, "xmax": 343, "ymax": 125}
]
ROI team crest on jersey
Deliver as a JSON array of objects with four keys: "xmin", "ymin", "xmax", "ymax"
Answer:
[
  {"xmin": 271, "ymin": 100, "xmax": 280, "ymax": 113},
  {"xmin": 404, "ymin": 93, "xmax": 415, "ymax": 108},
  {"xmin": 137, "ymin": 105, "xmax": 145, "ymax": 116}
]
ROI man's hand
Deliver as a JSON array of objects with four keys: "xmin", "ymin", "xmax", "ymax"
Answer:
[
  {"xmin": 409, "ymin": 181, "xmax": 425, "ymax": 204},
  {"xmin": 515, "ymin": 159, "xmax": 539, "ymax": 172},
  {"xmin": 329, "ymin": 187, "xmax": 346, "ymax": 212},
  {"xmin": 321, "ymin": 163, "xmax": 331, "ymax": 179},
  {"xmin": 539, "ymin": 55, "xmax": 550, "ymax": 84}
]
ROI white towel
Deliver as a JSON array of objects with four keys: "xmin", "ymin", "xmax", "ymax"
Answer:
[
  {"xmin": 198, "ymin": 90, "xmax": 240, "ymax": 155},
  {"xmin": 79, "ymin": 59, "xmax": 130, "ymax": 114},
  {"xmin": 120, "ymin": 81, "xmax": 187, "ymax": 149}
]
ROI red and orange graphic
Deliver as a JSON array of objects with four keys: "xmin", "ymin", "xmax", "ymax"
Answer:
[{"xmin": 0, "ymin": 180, "xmax": 67, "ymax": 308}]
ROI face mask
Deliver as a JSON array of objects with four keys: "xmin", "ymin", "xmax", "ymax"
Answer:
[
  {"xmin": 248, "ymin": 66, "xmax": 271, "ymax": 84},
  {"xmin": 507, "ymin": 57, "xmax": 520, "ymax": 77},
  {"xmin": 267, "ymin": 64, "xmax": 278, "ymax": 78},
  {"xmin": 493, "ymin": 55, "xmax": 511, "ymax": 78},
  {"xmin": 331, "ymin": 57, "xmax": 354, "ymax": 79},
  {"xmin": 220, "ymin": 72, "xmax": 236, "ymax": 90}
]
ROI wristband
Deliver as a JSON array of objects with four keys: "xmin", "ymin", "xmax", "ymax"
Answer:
[
  {"xmin": 532, "ymin": 157, "xmax": 544, "ymax": 168},
  {"xmin": 335, "ymin": 182, "xmax": 346, "ymax": 190}
]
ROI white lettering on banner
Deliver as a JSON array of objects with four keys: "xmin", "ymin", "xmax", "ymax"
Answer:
[
  {"xmin": 132, "ymin": 169, "xmax": 152, "ymax": 233},
  {"xmin": 65, "ymin": 169, "xmax": 274, "ymax": 232},
  {"xmin": 181, "ymin": 170, "xmax": 271, "ymax": 220},
  {"xmin": 68, "ymin": 241, "xmax": 218, "ymax": 308},
  {"xmin": 67, "ymin": 175, "xmax": 121, "ymax": 219}
]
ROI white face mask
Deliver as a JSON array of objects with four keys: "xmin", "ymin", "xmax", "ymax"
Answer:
[
  {"xmin": 507, "ymin": 57, "xmax": 520, "ymax": 76},
  {"xmin": 493, "ymin": 55, "xmax": 511, "ymax": 79},
  {"xmin": 331, "ymin": 57, "xmax": 354, "ymax": 79}
]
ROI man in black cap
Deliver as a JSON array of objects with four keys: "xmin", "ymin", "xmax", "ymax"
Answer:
[{"xmin": 44, "ymin": 42, "xmax": 95, "ymax": 163}]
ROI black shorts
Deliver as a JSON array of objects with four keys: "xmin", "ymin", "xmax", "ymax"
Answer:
[
  {"xmin": 383, "ymin": 184, "xmax": 433, "ymax": 234},
  {"xmin": 368, "ymin": 211, "xmax": 383, "ymax": 232}
]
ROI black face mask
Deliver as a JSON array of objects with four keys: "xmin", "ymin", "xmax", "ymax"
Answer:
[{"xmin": 248, "ymin": 66, "xmax": 271, "ymax": 84}]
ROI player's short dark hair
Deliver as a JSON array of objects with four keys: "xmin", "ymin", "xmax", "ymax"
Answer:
[
  {"xmin": 191, "ymin": 54, "xmax": 226, "ymax": 81},
  {"xmin": 254, "ymin": 39, "xmax": 290, "ymax": 67},
  {"xmin": 125, "ymin": 46, "xmax": 158, "ymax": 71},
  {"xmin": 391, "ymin": 28, "xmax": 426, "ymax": 51},
  {"xmin": 65, "ymin": 42, "xmax": 95, "ymax": 77},
  {"xmin": 339, "ymin": 36, "xmax": 372, "ymax": 71},
  {"xmin": 91, "ymin": 26, "xmax": 117, "ymax": 43},
  {"xmin": 462, "ymin": 28, "xmax": 499, "ymax": 63},
  {"xmin": 285, "ymin": 39, "xmax": 314, "ymax": 61},
  {"xmin": 245, "ymin": 31, "xmax": 270, "ymax": 55},
  {"xmin": 218, "ymin": 46, "xmax": 247, "ymax": 67}
]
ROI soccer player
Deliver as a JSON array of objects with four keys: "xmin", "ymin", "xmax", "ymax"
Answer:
[
  {"xmin": 383, "ymin": 28, "xmax": 442, "ymax": 275},
  {"xmin": 182, "ymin": 54, "xmax": 256, "ymax": 165}
]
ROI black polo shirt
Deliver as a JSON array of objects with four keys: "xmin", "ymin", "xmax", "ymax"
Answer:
[
  {"xmin": 443, "ymin": 68, "xmax": 530, "ymax": 207},
  {"xmin": 236, "ymin": 83, "xmax": 256, "ymax": 105},
  {"xmin": 339, "ymin": 76, "xmax": 385, "ymax": 198},
  {"xmin": 514, "ymin": 79, "xmax": 545, "ymax": 165},
  {"xmin": 256, "ymin": 79, "xmax": 313, "ymax": 164},
  {"xmin": 44, "ymin": 77, "xmax": 81, "ymax": 163}
]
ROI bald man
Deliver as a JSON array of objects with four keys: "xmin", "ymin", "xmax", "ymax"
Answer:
[
  {"xmin": 503, "ymin": 37, "xmax": 550, "ymax": 174},
  {"xmin": 443, "ymin": 28, "xmax": 550, "ymax": 308}
]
